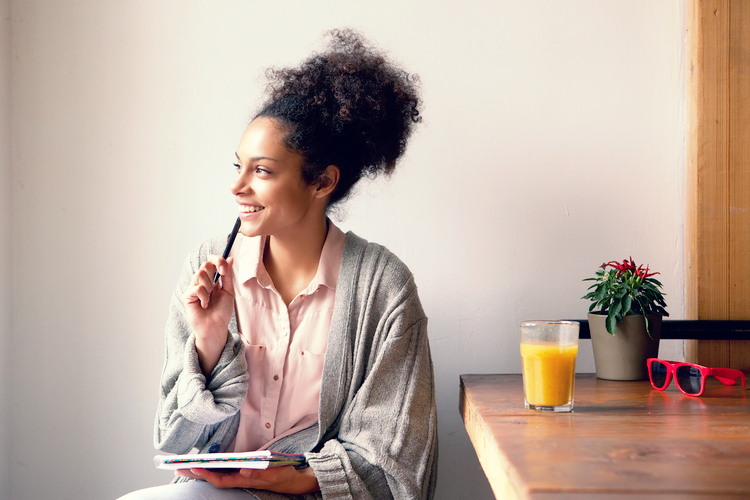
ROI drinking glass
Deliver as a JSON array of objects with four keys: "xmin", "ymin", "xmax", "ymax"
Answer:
[{"xmin": 520, "ymin": 320, "xmax": 580, "ymax": 412}]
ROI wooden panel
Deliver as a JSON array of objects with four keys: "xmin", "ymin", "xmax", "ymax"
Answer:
[
  {"xmin": 729, "ymin": 0, "xmax": 750, "ymax": 324},
  {"xmin": 692, "ymin": 0, "xmax": 731, "ymax": 321},
  {"xmin": 731, "ymin": 340, "xmax": 750, "ymax": 372},
  {"xmin": 696, "ymin": 338, "xmax": 731, "ymax": 366},
  {"xmin": 727, "ymin": 0, "xmax": 750, "ymax": 372},
  {"xmin": 686, "ymin": 0, "xmax": 750, "ymax": 369}
]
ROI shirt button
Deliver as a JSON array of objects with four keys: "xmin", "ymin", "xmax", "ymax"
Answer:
[
  {"xmin": 273, "ymin": 375, "xmax": 279, "ymax": 381},
  {"xmin": 265, "ymin": 423, "xmax": 271, "ymax": 429}
]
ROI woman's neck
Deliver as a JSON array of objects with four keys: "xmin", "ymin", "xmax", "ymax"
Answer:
[{"xmin": 263, "ymin": 217, "xmax": 329, "ymax": 306}]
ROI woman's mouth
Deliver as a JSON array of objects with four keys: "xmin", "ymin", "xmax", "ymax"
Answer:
[{"xmin": 239, "ymin": 205, "xmax": 265, "ymax": 213}]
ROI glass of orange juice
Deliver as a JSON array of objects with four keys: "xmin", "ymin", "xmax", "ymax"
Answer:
[{"xmin": 520, "ymin": 320, "xmax": 580, "ymax": 412}]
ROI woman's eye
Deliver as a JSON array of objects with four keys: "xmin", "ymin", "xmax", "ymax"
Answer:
[
  {"xmin": 233, "ymin": 162, "xmax": 242, "ymax": 171},
  {"xmin": 255, "ymin": 166, "xmax": 270, "ymax": 175}
]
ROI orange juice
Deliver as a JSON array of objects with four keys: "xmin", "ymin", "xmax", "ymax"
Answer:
[{"xmin": 521, "ymin": 343, "xmax": 578, "ymax": 407}]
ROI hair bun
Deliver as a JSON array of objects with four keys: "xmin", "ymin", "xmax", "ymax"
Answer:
[{"xmin": 257, "ymin": 28, "xmax": 422, "ymax": 206}]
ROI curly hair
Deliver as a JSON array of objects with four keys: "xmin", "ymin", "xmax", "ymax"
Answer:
[{"xmin": 255, "ymin": 29, "xmax": 422, "ymax": 206}]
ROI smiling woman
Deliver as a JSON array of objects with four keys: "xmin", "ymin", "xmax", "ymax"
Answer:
[{"xmin": 117, "ymin": 29, "xmax": 437, "ymax": 500}]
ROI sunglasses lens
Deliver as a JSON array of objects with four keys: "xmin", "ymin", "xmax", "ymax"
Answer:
[
  {"xmin": 650, "ymin": 360, "xmax": 669, "ymax": 388},
  {"xmin": 676, "ymin": 366, "xmax": 702, "ymax": 394}
]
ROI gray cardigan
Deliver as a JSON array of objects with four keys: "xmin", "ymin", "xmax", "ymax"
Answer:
[{"xmin": 154, "ymin": 232, "xmax": 438, "ymax": 499}]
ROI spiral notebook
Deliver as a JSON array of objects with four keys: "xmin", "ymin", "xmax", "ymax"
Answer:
[{"xmin": 154, "ymin": 450, "xmax": 306, "ymax": 470}]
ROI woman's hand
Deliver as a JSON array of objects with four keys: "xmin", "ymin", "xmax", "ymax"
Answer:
[
  {"xmin": 175, "ymin": 466, "xmax": 320, "ymax": 495},
  {"xmin": 182, "ymin": 255, "xmax": 235, "ymax": 376}
]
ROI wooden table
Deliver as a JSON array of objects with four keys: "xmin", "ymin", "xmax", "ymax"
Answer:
[{"xmin": 460, "ymin": 374, "xmax": 750, "ymax": 499}]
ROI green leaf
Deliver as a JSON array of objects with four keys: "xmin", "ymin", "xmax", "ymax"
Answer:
[
  {"xmin": 610, "ymin": 300, "xmax": 622, "ymax": 318},
  {"xmin": 622, "ymin": 295, "xmax": 632, "ymax": 316},
  {"xmin": 605, "ymin": 312, "xmax": 618, "ymax": 335}
]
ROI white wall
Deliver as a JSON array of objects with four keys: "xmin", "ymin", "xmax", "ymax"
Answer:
[
  {"xmin": 7, "ymin": 1, "xmax": 685, "ymax": 499},
  {"xmin": 1, "ymin": 0, "xmax": 12, "ymax": 498}
]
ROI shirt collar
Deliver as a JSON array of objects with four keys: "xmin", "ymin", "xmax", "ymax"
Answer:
[
  {"xmin": 234, "ymin": 233, "xmax": 271, "ymax": 288},
  {"xmin": 233, "ymin": 220, "xmax": 346, "ymax": 293},
  {"xmin": 313, "ymin": 221, "xmax": 346, "ymax": 292}
]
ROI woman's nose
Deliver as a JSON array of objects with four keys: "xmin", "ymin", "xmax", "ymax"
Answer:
[{"xmin": 230, "ymin": 171, "xmax": 250, "ymax": 196}]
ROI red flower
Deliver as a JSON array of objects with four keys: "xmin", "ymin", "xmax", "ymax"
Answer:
[{"xmin": 603, "ymin": 257, "xmax": 658, "ymax": 279}]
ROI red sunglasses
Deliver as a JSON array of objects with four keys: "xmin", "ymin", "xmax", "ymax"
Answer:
[{"xmin": 647, "ymin": 358, "xmax": 746, "ymax": 397}]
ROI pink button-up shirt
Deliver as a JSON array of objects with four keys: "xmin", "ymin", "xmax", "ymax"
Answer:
[{"xmin": 228, "ymin": 222, "xmax": 346, "ymax": 452}]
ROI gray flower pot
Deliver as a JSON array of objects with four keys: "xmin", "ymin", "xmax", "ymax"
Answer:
[{"xmin": 588, "ymin": 312, "xmax": 662, "ymax": 380}]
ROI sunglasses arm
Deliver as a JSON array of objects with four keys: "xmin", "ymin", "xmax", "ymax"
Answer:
[{"xmin": 709, "ymin": 367, "xmax": 746, "ymax": 388}]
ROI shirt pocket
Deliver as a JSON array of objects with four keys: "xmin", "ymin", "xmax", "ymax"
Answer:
[
  {"xmin": 241, "ymin": 344, "xmax": 266, "ymax": 415},
  {"xmin": 292, "ymin": 350, "xmax": 326, "ymax": 411}
]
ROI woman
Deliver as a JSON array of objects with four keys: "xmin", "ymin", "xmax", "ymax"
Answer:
[{"xmin": 121, "ymin": 29, "xmax": 437, "ymax": 500}]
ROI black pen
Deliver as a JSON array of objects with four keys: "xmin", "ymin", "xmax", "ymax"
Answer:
[{"xmin": 213, "ymin": 217, "xmax": 241, "ymax": 285}]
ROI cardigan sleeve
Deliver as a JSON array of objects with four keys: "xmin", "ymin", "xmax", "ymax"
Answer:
[
  {"xmin": 305, "ymin": 280, "xmax": 438, "ymax": 500},
  {"xmin": 153, "ymin": 240, "xmax": 249, "ymax": 454}
]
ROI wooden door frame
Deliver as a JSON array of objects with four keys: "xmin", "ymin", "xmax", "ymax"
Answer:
[{"xmin": 685, "ymin": 0, "xmax": 750, "ymax": 371}]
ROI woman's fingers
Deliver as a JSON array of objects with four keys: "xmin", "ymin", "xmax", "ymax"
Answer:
[
  {"xmin": 176, "ymin": 465, "xmax": 318, "ymax": 494},
  {"xmin": 183, "ymin": 267, "xmax": 214, "ymax": 309},
  {"xmin": 185, "ymin": 468, "xmax": 246, "ymax": 488},
  {"xmin": 205, "ymin": 254, "xmax": 233, "ymax": 287},
  {"xmin": 194, "ymin": 281, "xmax": 212, "ymax": 309},
  {"xmin": 218, "ymin": 257, "xmax": 234, "ymax": 292},
  {"xmin": 183, "ymin": 256, "xmax": 233, "ymax": 309},
  {"xmin": 174, "ymin": 469, "xmax": 203, "ymax": 480}
]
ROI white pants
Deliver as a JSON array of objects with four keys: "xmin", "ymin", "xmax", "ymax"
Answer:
[{"xmin": 117, "ymin": 481, "xmax": 258, "ymax": 500}]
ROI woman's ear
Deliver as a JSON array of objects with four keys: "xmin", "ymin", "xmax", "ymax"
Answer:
[{"xmin": 314, "ymin": 165, "xmax": 340, "ymax": 198}]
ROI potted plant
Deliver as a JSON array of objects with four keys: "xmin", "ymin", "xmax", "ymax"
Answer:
[{"xmin": 582, "ymin": 257, "xmax": 668, "ymax": 380}]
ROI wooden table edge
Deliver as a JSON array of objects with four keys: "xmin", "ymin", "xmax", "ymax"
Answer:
[
  {"xmin": 460, "ymin": 375, "xmax": 531, "ymax": 499},
  {"xmin": 459, "ymin": 373, "xmax": 750, "ymax": 499}
]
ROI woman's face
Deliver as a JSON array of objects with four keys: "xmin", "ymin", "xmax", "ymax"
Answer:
[{"xmin": 230, "ymin": 117, "xmax": 323, "ymax": 239}]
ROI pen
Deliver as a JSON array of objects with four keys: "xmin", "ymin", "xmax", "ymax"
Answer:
[{"xmin": 213, "ymin": 217, "xmax": 241, "ymax": 285}]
